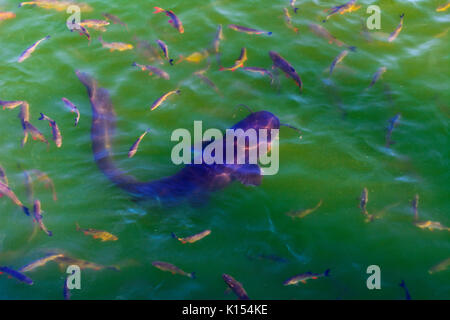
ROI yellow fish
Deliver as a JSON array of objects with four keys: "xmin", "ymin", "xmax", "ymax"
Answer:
[
  {"xmin": 99, "ymin": 36, "xmax": 133, "ymax": 52},
  {"xmin": 436, "ymin": 2, "xmax": 450, "ymax": 12},
  {"xmin": 177, "ymin": 50, "xmax": 209, "ymax": 64},
  {"xmin": 76, "ymin": 223, "xmax": 118, "ymax": 241},
  {"xmin": 171, "ymin": 230, "xmax": 211, "ymax": 244},
  {"xmin": 0, "ymin": 12, "xmax": 16, "ymax": 21},
  {"xmin": 19, "ymin": 1, "xmax": 92, "ymax": 12},
  {"xmin": 220, "ymin": 48, "xmax": 247, "ymax": 71},
  {"xmin": 286, "ymin": 200, "xmax": 323, "ymax": 219}
]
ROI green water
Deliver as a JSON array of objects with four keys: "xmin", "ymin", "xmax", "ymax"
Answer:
[{"xmin": 0, "ymin": 0, "xmax": 449, "ymax": 300}]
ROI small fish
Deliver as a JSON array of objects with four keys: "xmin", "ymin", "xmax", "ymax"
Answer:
[
  {"xmin": 0, "ymin": 11, "xmax": 16, "ymax": 21},
  {"xmin": 283, "ymin": 269, "xmax": 330, "ymax": 285},
  {"xmin": 329, "ymin": 50, "xmax": 349, "ymax": 76},
  {"xmin": 63, "ymin": 278, "xmax": 71, "ymax": 300},
  {"xmin": 19, "ymin": 102, "xmax": 30, "ymax": 147},
  {"xmin": 55, "ymin": 255, "xmax": 118, "ymax": 271},
  {"xmin": 79, "ymin": 19, "xmax": 109, "ymax": 31},
  {"xmin": 242, "ymin": 67, "xmax": 274, "ymax": 83},
  {"xmin": 414, "ymin": 220, "xmax": 450, "ymax": 232},
  {"xmin": 385, "ymin": 113, "xmax": 400, "ymax": 147},
  {"xmin": 309, "ymin": 23, "xmax": 356, "ymax": 51},
  {"xmin": 246, "ymin": 253, "xmax": 287, "ymax": 263},
  {"xmin": 283, "ymin": 8, "xmax": 298, "ymax": 33},
  {"xmin": 359, "ymin": 187, "xmax": 368, "ymax": 214},
  {"xmin": 290, "ymin": 0, "xmax": 299, "ymax": 13},
  {"xmin": 171, "ymin": 230, "xmax": 211, "ymax": 244},
  {"xmin": 367, "ymin": 66, "xmax": 387, "ymax": 90},
  {"xmin": 32, "ymin": 200, "xmax": 52, "ymax": 236},
  {"xmin": 76, "ymin": 223, "xmax": 118, "ymax": 241},
  {"xmin": 20, "ymin": 253, "xmax": 64, "ymax": 272},
  {"xmin": 223, "ymin": 274, "xmax": 250, "ymax": 300},
  {"xmin": 28, "ymin": 169, "xmax": 57, "ymax": 201},
  {"xmin": 132, "ymin": 62, "xmax": 170, "ymax": 79},
  {"xmin": 152, "ymin": 261, "xmax": 195, "ymax": 278},
  {"xmin": 0, "ymin": 180, "xmax": 30, "ymax": 215},
  {"xmin": 156, "ymin": 40, "xmax": 173, "ymax": 65},
  {"xmin": 99, "ymin": 36, "xmax": 133, "ymax": 52},
  {"xmin": 0, "ymin": 164, "xmax": 8, "ymax": 186},
  {"xmin": 428, "ymin": 257, "xmax": 450, "ymax": 274},
  {"xmin": 436, "ymin": 2, "xmax": 450, "ymax": 12},
  {"xmin": 0, "ymin": 266, "xmax": 33, "ymax": 285},
  {"xmin": 61, "ymin": 98, "xmax": 80, "ymax": 126},
  {"xmin": 269, "ymin": 51, "xmax": 302, "ymax": 92},
  {"xmin": 153, "ymin": 7, "xmax": 184, "ymax": 34},
  {"xmin": 133, "ymin": 37, "xmax": 163, "ymax": 63},
  {"xmin": 150, "ymin": 89, "xmax": 181, "ymax": 111},
  {"xmin": 128, "ymin": 129, "xmax": 150, "ymax": 158},
  {"xmin": 228, "ymin": 24, "xmax": 272, "ymax": 36},
  {"xmin": 102, "ymin": 13, "xmax": 128, "ymax": 30},
  {"xmin": 323, "ymin": 0, "xmax": 361, "ymax": 22},
  {"xmin": 18, "ymin": 35, "xmax": 50, "ymax": 63},
  {"xmin": 38, "ymin": 113, "xmax": 62, "ymax": 148},
  {"xmin": 211, "ymin": 25, "xmax": 224, "ymax": 54},
  {"xmin": 19, "ymin": 1, "xmax": 93, "ymax": 12},
  {"xmin": 177, "ymin": 50, "xmax": 209, "ymax": 64},
  {"xmin": 74, "ymin": 24, "xmax": 91, "ymax": 44},
  {"xmin": 388, "ymin": 14, "xmax": 405, "ymax": 42},
  {"xmin": 286, "ymin": 200, "xmax": 323, "ymax": 219},
  {"xmin": 193, "ymin": 71, "xmax": 221, "ymax": 95},
  {"xmin": 220, "ymin": 48, "xmax": 247, "ymax": 72},
  {"xmin": 399, "ymin": 280, "xmax": 412, "ymax": 300},
  {"xmin": 0, "ymin": 100, "xmax": 24, "ymax": 110},
  {"xmin": 412, "ymin": 194, "xmax": 419, "ymax": 221}
]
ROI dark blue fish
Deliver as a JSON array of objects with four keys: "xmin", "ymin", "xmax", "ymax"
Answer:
[
  {"xmin": 399, "ymin": 280, "xmax": 411, "ymax": 300},
  {"xmin": 0, "ymin": 266, "xmax": 33, "ymax": 285}
]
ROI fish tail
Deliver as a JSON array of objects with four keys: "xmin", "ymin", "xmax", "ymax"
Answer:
[
  {"xmin": 153, "ymin": 7, "xmax": 165, "ymax": 14},
  {"xmin": 175, "ymin": 89, "xmax": 181, "ymax": 94},
  {"xmin": 171, "ymin": 232, "xmax": 177, "ymax": 239},
  {"xmin": 190, "ymin": 272, "xmax": 196, "ymax": 279},
  {"xmin": 38, "ymin": 113, "xmax": 45, "ymax": 121},
  {"xmin": 399, "ymin": 280, "xmax": 405, "ymax": 288},
  {"xmin": 348, "ymin": 45, "xmax": 357, "ymax": 52},
  {"xmin": 22, "ymin": 206, "xmax": 30, "ymax": 216},
  {"xmin": 44, "ymin": 35, "xmax": 51, "ymax": 40},
  {"xmin": 400, "ymin": 13, "xmax": 405, "ymax": 18},
  {"xmin": 169, "ymin": 59, "xmax": 174, "ymax": 65},
  {"xmin": 324, "ymin": 269, "xmax": 331, "ymax": 277},
  {"xmin": 294, "ymin": 8, "xmax": 298, "ymax": 14},
  {"xmin": 267, "ymin": 31, "xmax": 273, "ymax": 36},
  {"xmin": 131, "ymin": 62, "xmax": 137, "ymax": 67},
  {"xmin": 219, "ymin": 67, "xmax": 226, "ymax": 71},
  {"xmin": 75, "ymin": 222, "xmax": 80, "ymax": 231}
]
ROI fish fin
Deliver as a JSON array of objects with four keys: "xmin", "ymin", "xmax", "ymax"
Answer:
[
  {"xmin": 324, "ymin": 269, "xmax": 331, "ymax": 277},
  {"xmin": 231, "ymin": 164, "xmax": 262, "ymax": 186},
  {"xmin": 153, "ymin": 7, "xmax": 165, "ymax": 14},
  {"xmin": 190, "ymin": 272, "xmax": 196, "ymax": 279}
]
